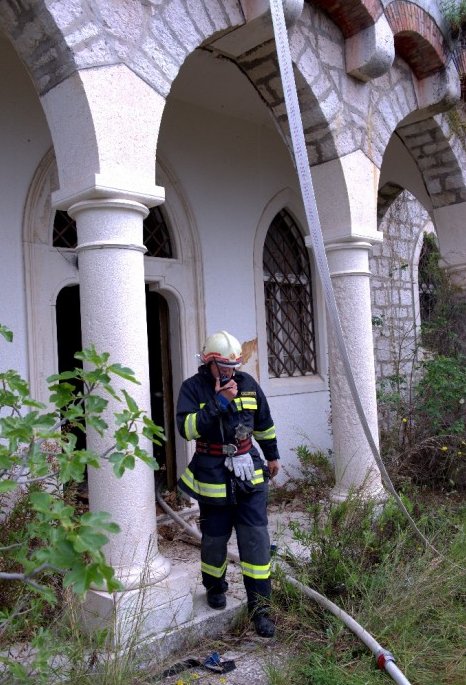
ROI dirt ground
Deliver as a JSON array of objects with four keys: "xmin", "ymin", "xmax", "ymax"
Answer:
[
  {"xmin": 148, "ymin": 500, "xmax": 308, "ymax": 685},
  {"xmin": 151, "ymin": 630, "xmax": 292, "ymax": 685}
]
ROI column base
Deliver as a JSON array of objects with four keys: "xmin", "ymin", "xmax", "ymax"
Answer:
[
  {"xmin": 330, "ymin": 479, "xmax": 386, "ymax": 503},
  {"xmin": 111, "ymin": 552, "xmax": 172, "ymax": 590},
  {"xmin": 80, "ymin": 565, "xmax": 195, "ymax": 646}
]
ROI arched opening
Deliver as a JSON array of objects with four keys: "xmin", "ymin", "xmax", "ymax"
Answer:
[{"xmin": 418, "ymin": 232, "xmax": 440, "ymax": 326}]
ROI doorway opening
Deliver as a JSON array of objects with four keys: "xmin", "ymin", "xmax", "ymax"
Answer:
[
  {"xmin": 146, "ymin": 288, "xmax": 177, "ymax": 489},
  {"xmin": 56, "ymin": 284, "xmax": 85, "ymax": 449},
  {"xmin": 55, "ymin": 285, "xmax": 177, "ymax": 492}
]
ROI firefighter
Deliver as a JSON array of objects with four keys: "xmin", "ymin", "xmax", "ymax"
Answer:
[{"xmin": 176, "ymin": 330, "xmax": 280, "ymax": 638}]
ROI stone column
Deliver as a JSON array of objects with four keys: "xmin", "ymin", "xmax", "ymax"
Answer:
[
  {"xmin": 325, "ymin": 240, "xmax": 384, "ymax": 501},
  {"xmin": 69, "ymin": 198, "xmax": 171, "ymax": 588}
]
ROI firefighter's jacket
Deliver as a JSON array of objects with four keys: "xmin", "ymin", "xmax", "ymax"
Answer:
[{"xmin": 177, "ymin": 365, "xmax": 279, "ymax": 505}]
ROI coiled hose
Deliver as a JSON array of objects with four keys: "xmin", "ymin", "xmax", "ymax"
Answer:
[{"xmin": 155, "ymin": 486, "xmax": 412, "ymax": 685}]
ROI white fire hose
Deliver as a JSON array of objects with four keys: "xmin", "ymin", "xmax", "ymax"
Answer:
[
  {"xmin": 155, "ymin": 485, "xmax": 412, "ymax": 684},
  {"xmin": 267, "ymin": 0, "xmax": 441, "ymax": 556}
]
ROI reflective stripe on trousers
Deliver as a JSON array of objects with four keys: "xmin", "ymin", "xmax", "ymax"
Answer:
[{"xmin": 199, "ymin": 487, "xmax": 271, "ymax": 610}]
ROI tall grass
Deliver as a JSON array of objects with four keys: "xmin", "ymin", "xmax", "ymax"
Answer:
[{"xmin": 269, "ymin": 487, "xmax": 465, "ymax": 685}]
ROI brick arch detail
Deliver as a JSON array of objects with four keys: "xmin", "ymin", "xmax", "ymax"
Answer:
[
  {"xmin": 385, "ymin": 1, "xmax": 449, "ymax": 79},
  {"xmin": 235, "ymin": 42, "xmax": 338, "ymax": 166},
  {"xmin": 308, "ymin": 0, "xmax": 384, "ymax": 38}
]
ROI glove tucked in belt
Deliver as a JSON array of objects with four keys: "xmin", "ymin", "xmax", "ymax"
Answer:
[{"xmin": 224, "ymin": 452, "xmax": 255, "ymax": 481}]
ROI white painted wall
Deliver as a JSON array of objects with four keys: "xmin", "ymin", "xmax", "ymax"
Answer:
[
  {"xmin": 0, "ymin": 35, "xmax": 52, "ymax": 375},
  {"xmin": 158, "ymin": 91, "xmax": 332, "ymax": 478}
]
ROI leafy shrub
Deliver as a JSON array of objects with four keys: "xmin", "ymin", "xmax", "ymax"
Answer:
[
  {"xmin": 271, "ymin": 486, "xmax": 465, "ymax": 685},
  {"xmin": 0, "ymin": 325, "xmax": 164, "ymax": 679},
  {"xmin": 286, "ymin": 490, "xmax": 413, "ymax": 601},
  {"xmin": 381, "ymin": 355, "xmax": 466, "ymax": 489}
]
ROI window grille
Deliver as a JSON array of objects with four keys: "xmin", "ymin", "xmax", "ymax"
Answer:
[
  {"xmin": 263, "ymin": 210, "xmax": 317, "ymax": 378},
  {"xmin": 143, "ymin": 206, "xmax": 173, "ymax": 258},
  {"xmin": 53, "ymin": 210, "xmax": 77, "ymax": 248},
  {"xmin": 52, "ymin": 206, "xmax": 173, "ymax": 257}
]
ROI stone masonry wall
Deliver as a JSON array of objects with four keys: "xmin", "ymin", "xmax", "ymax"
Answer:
[{"xmin": 370, "ymin": 189, "xmax": 433, "ymax": 386}]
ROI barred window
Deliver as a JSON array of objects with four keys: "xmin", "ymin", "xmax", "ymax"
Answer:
[
  {"xmin": 263, "ymin": 210, "xmax": 317, "ymax": 378},
  {"xmin": 53, "ymin": 206, "xmax": 173, "ymax": 257},
  {"xmin": 53, "ymin": 210, "xmax": 77, "ymax": 248},
  {"xmin": 143, "ymin": 206, "xmax": 173, "ymax": 258}
]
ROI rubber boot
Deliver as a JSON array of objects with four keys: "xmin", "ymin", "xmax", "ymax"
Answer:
[
  {"xmin": 253, "ymin": 611, "xmax": 275, "ymax": 638},
  {"xmin": 206, "ymin": 589, "xmax": 226, "ymax": 610}
]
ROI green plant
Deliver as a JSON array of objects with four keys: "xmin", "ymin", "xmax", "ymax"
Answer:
[
  {"xmin": 293, "ymin": 445, "xmax": 334, "ymax": 488},
  {"xmin": 419, "ymin": 234, "xmax": 466, "ymax": 357},
  {"xmin": 271, "ymin": 486, "xmax": 465, "ymax": 685},
  {"xmin": 287, "ymin": 491, "xmax": 413, "ymax": 602},
  {"xmin": 0, "ymin": 325, "xmax": 164, "ymax": 680},
  {"xmin": 441, "ymin": 0, "xmax": 466, "ymax": 35},
  {"xmin": 415, "ymin": 355, "xmax": 465, "ymax": 434}
]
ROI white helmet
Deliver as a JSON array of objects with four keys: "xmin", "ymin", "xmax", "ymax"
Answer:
[{"xmin": 201, "ymin": 330, "xmax": 242, "ymax": 367}]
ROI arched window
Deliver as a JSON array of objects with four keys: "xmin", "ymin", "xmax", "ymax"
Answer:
[
  {"xmin": 53, "ymin": 206, "xmax": 173, "ymax": 257},
  {"xmin": 143, "ymin": 206, "xmax": 173, "ymax": 258},
  {"xmin": 263, "ymin": 209, "xmax": 317, "ymax": 378}
]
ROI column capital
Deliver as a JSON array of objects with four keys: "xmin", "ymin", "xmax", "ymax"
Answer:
[
  {"xmin": 68, "ymin": 197, "xmax": 150, "ymax": 219},
  {"xmin": 52, "ymin": 179, "xmax": 165, "ymax": 211},
  {"xmin": 319, "ymin": 239, "xmax": 376, "ymax": 279},
  {"xmin": 323, "ymin": 239, "xmax": 379, "ymax": 252},
  {"xmin": 68, "ymin": 198, "xmax": 150, "ymax": 254}
]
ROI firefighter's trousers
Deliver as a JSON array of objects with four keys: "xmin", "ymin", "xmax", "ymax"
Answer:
[{"xmin": 199, "ymin": 485, "xmax": 271, "ymax": 612}]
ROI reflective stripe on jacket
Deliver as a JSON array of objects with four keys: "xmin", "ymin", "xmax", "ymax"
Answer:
[{"xmin": 177, "ymin": 365, "xmax": 279, "ymax": 504}]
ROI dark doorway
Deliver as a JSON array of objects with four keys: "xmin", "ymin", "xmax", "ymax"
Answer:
[
  {"xmin": 55, "ymin": 285, "xmax": 177, "ymax": 488},
  {"xmin": 146, "ymin": 288, "xmax": 176, "ymax": 489},
  {"xmin": 56, "ymin": 284, "xmax": 86, "ymax": 450}
]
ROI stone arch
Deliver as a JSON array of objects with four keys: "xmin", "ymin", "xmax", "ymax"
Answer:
[
  {"xmin": 1, "ymin": 1, "xmax": 456, "ymax": 186},
  {"xmin": 0, "ymin": 1, "xmax": 246, "ymax": 99},
  {"xmin": 377, "ymin": 181, "xmax": 404, "ymax": 225},
  {"xmin": 0, "ymin": 3, "xmax": 79, "ymax": 95},
  {"xmin": 371, "ymin": 187, "xmax": 434, "ymax": 384},
  {"xmin": 396, "ymin": 114, "xmax": 466, "ymax": 210},
  {"xmin": 1, "ymin": 2, "xmax": 247, "ymax": 207}
]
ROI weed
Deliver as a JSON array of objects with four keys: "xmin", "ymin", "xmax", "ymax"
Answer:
[{"xmin": 271, "ymin": 486, "xmax": 465, "ymax": 685}]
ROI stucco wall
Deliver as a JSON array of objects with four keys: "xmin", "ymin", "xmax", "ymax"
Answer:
[
  {"xmin": 0, "ymin": 35, "xmax": 52, "ymax": 374},
  {"xmin": 158, "ymin": 90, "xmax": 332, "ymax": 477}
]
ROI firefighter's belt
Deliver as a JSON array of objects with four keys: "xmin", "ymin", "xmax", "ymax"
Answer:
[{"xmin": 196, "ymin": 438, "xmax": 252, "ymax": 457}]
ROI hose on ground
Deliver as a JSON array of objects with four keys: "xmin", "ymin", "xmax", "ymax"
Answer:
[{"xmin": 155, "ymin": 485, "xmax": 412, "ymax": 685}]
